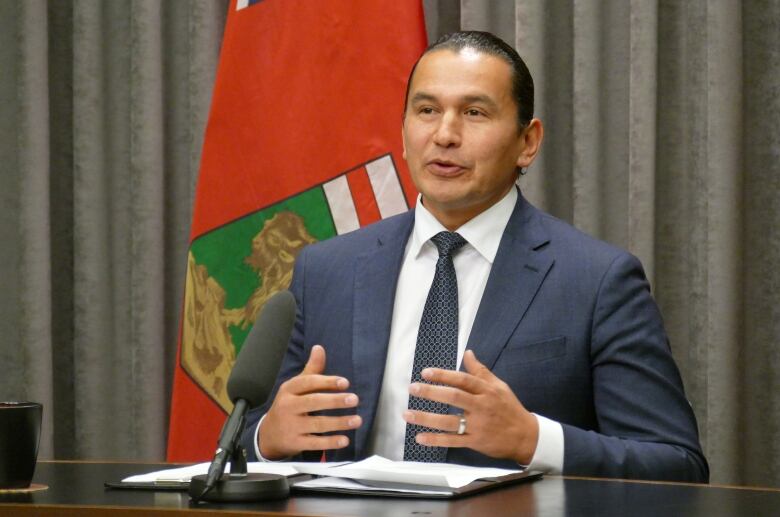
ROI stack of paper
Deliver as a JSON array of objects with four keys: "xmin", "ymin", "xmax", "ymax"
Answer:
[
  {"xmin": 293, "ymin": 455, "xmax": 520, "ymax": 490},
  {"xmin": 119, "ymin": 455, "xmax": 531, "ymax": 497}
]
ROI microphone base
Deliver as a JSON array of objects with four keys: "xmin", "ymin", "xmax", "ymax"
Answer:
[{"xmin": 189, "ymin": 473, "xmax": 289, "ymax": 503}]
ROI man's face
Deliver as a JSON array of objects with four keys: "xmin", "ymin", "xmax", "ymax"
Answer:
[{"xmin": 402, "ymin": 49, "xmax": 536, "ymax": 229}]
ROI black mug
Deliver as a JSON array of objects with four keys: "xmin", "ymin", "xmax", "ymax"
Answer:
[{"xmin": 0, "ymin": 402, "xmax": 42, "ymax": 489}]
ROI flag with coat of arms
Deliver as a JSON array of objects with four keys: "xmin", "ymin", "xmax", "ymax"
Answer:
[{"xmin": 166, "ymin": 0, "xmax": 427, "ymax": 461}]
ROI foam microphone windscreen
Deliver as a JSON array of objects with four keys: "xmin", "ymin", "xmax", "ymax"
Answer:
[{"xmin": 226, "ymin": 290, "xmax": 296, "ymax": 407}]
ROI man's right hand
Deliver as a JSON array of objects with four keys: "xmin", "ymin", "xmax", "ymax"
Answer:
[{"xmin": 258, "ymin": 344, "xmax": 362, "ymax": 460}]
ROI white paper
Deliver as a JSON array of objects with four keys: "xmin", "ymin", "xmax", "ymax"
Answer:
[
  {"xmin": 122, "ymin": 456, "xmax": 520, "ymax": 490},
  {"xmin": 292, "ymin": 455, "xmax": 521, "ymax": 489},
  {"xmin": 122, "ymin": 462, "xmax": 298, "ymax": 484},
  {"xmin": 295, "ymin": 476, "xmax": 454, "ymax": 496}
]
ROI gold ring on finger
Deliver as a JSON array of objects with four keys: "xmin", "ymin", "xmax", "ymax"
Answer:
[{"xmin": 457, "ymin": 415, "xmax": 467, "ymax": 435}]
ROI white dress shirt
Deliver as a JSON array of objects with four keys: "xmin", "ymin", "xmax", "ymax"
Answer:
[
  {"xmin": 257, "ymin": 187, "xmax": 563, "ymax": 472},
  {"xmin": 366, "ymin": 187, "xmax": 563, "ymax": 472}
]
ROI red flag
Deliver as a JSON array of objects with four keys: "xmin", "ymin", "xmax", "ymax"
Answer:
[{"xmin": 167, "ymin": 0, "xmax": 426, "ymax": 461}]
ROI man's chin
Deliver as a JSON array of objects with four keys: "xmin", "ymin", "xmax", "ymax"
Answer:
[
  {"xmin": 417, "ymin": 176, "xmax": 470, "ymax": 200},
  {"xmin": 419, "ymin": 191, "xmax": 480, "ymax": 217},
  {"xmin": 420, "ymin": 187, "xmax": 467, "ymax": 205}
]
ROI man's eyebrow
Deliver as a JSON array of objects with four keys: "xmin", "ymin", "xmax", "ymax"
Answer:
[
  {"xmin": 409, "ymin": 92, "xmax": 500, "ymax": 111},
  {"xmin": 462, "ymin": 94, "xmax": 499, "ymax": 110},
  {"xmin": 409, "ymin": 92, "xmax": 438, "ymax": 104}
]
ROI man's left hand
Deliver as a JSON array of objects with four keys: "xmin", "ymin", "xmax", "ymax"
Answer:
[{"xmin": 402, "ymin": 349, "xmax": 539, "ymax": 465}]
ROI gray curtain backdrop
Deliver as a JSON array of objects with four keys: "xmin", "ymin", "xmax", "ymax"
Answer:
[
  {"xmin": 0, "ymin": 0, "xmax": 228, "ymax": 461},
  {"xmin": 0, "ymin": 0, "xmax": 777, "ymax": 486}
]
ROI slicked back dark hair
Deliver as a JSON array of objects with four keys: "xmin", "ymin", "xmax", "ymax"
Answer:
[{"xmin": 403, "ymin": 31, "xmax": 534, "ymax": 130}]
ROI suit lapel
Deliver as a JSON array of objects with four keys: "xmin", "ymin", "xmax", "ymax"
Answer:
[
  {"xmin": 352, "ymin": 212, "xmax": 414, "ymax": 457},
  {"xmin": 464, "ymin": 194, "xmax": 554, "ymax": 371}
]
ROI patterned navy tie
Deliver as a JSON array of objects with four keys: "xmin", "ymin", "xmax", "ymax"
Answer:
[{"xmin": 403, "ymin": 231, "xmax": 468, "ymax": 462}]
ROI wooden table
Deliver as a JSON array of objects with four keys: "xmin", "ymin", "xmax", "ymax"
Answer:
[{"xmin": 0, "ymin": 461, "xmax": 778, "ymax": 516}]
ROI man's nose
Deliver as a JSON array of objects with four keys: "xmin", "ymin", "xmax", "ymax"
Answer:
[{"xmin": 432, "ymin": 112, "xmax": 461, "ymax": 147}]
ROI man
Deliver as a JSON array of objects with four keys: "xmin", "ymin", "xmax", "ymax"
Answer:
[{"xmin": 240, "ymin": 31, "xmax": 709, "ymax": 482}]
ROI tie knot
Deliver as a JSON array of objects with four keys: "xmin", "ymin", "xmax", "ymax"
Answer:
[{"xmin": 430, "ymin": 231, "xmax": 467, "ymax": 258}]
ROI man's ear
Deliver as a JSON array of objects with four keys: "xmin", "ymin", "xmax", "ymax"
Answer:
[
  {"xmin": 401, "ymin": 123, "xmax": 408, "ymax": 160},
  {"xmin": 516, "ymin": 118, "xmax": 544, "ymax": 169}
]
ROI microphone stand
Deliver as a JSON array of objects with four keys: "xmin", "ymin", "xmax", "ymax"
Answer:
[
  {"xmin": 188, "ymin": 290, "xmax": 297, "ymax": 504},
  {"xmin": 189, "ymin": 424, "xmax": 289, "ymax": 503}
]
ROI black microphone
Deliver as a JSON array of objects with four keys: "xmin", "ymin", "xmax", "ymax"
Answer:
[
  {"xmin": 226, "ymin": 290, "xmax": 296, "ymax": 408},
  {"xmin": 190, "ymin": 289, "xmax": 296, "ymax": 503}
]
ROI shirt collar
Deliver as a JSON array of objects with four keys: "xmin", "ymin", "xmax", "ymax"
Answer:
[{"xmin": 410, "ymin": 186, "xmax": 518, "ymax": 264}]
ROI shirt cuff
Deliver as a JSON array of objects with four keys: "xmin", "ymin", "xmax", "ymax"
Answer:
[
  {"xmin": 526, "ymin": 413, "xmax": 564, "ymax": 474},
  {"xmin": 253, "ymin": 414, "xmax": 283, "ymax": 462}
]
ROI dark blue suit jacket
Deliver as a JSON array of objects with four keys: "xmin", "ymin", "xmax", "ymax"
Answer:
[{"xmin": 242, "ymin": 192, "xmax": 709, "ymax": 482}]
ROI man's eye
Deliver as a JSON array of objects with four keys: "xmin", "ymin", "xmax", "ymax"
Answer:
[
  {"xmin": 465, "ymin": 109, "xmax": 484, "ymax": 117},
  {"xmin": 419, "ymin": 107, "xmax": 435, "ymax": 115}
]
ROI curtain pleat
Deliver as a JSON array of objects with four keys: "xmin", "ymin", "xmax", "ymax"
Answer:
[
  {"xmin": 0, "ymin": 0, "xmax": 778, "ymax": 485},
  {"xmin": 0, "ymin": 3, "xmax": 24, "ymax": 404},
  {"xmin": 742, "ymin": 0, "xmax": 780, "ymax": 485},
  {"xmin": 17, "ymin": 0, "xmax": 55, "ymax": 459},
  {"xmin": 626, "ymin": 0, "xmax": 657, "ymax": 278},
  {"xmin": 47, "ymin": 0, "xmax": 77, "ymax": 459},
  {"xmin": 127, "ymin": 0, "xmax": 167, "ymax": 459},
  {"xmin": 73, "ymin": 0, "xmax": 115, "ymax": 459}
]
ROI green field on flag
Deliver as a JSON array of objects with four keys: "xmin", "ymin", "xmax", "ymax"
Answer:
[{"xmin": 190, "ymin": 186, "xmax": 337, "ymax": 349}]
